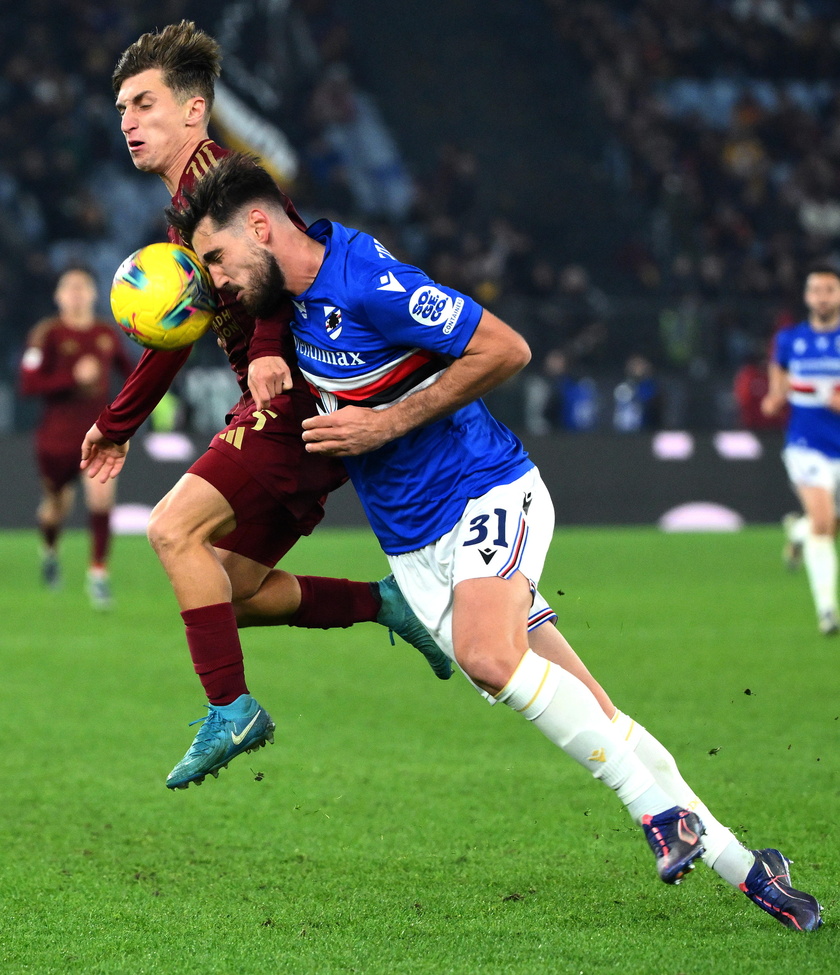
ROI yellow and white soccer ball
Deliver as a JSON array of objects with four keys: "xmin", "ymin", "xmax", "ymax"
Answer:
[{"xmin": 110, "ymin": 242, "xmax": 216, "ymax": 350}]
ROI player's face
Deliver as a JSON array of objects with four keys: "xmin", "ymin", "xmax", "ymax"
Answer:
[
  {"xmin": 804, "ymin": 273, "xmax": 840, "ymax": 325},
  {"xmin": 55, "ymin": 270, "xmax": 97, "ymax": 318},
  {"xmin": 193, "ymin": 218, "xmax": 288, "ymax": 318},
  {"xmin": 116, "ymin": 68, "xmax": 201, "ymax": 177}
]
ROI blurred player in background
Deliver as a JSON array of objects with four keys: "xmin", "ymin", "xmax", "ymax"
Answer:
[
  {"xmin": 19, "ymin": 265, "xmax": 133, "ymax": 609},
  {"xmin": 80, "ymin": 21, "xmax": 449, "ymax": 790},
  {"xmin": 763, "ymin": 264, "xmax": 840, "ymax": 635},
  {"xmin": 170, "ymin": 152, "xmax": 823, "ymax": 932}
]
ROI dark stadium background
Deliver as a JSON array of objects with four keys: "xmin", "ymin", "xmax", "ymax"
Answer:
[{"xmin": 3, "ymin": 0, "xmax": 835, "ymax": 526}]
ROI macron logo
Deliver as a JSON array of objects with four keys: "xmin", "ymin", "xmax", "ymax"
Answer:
[{"xmin": 377, "ymin": 272, "xmax": 406, "ymax": 292}]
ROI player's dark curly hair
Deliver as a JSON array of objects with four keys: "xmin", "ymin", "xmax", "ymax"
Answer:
[
  {"xmin": 166, "ymin": 152, "xmax": 287, "ymax": 246},
  {"xmin": 112, "ymin": 20, "xmax": 221, "ymax": 111}
]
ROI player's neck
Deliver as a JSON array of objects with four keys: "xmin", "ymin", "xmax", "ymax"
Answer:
[
  {"xmin": 284, "ymin": 235, "xmax": 326, "ymax": 297},
  {"xmin": 61, "ymin": 312, "xmax": 95, "ymax": 330},
  {"xmin": 809, "ymin": 313, "xmax": 840, "ymax": 332},
  {"xmin": 161, "ymin": 134, "xmax": 210, "ymax": 195}
]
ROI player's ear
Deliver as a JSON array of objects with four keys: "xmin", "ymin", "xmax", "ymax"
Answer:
[
  {"xmin": 184, "ymin": 95, "xmax": 207, "ymax": 128},
  {"xmin": 249, "ymin": 207, "xmax": 271, "ymax": 243}
]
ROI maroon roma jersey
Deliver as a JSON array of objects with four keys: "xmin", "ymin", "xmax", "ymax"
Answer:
[
  {"xmin": 96, "ymin": 139, "xmax": 314, "ymax": 444},
  {"xmin": 19, "ymin": 316, "xmax": 134, "ymax": 453}
]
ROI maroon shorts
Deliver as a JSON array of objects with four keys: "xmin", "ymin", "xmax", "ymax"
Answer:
[
  {"xmin": 187, "ymin": 392, "xmax": 347, "ymax": 568},
  {"xmin": 36, "ymin": 446, "xmax": 82, "ymax": 493}
]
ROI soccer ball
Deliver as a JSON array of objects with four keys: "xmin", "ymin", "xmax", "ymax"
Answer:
[{"xmin": 110, "ymin": 242, "xmax": 217, "ymax": 350}]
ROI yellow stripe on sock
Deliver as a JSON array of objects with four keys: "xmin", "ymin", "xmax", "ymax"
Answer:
[
  {"xmin": 517, "ymin": 659, "xmax": 552, "ymax": 714},
  {"xmin": 610, "ymin": 709, "xmax": 636, "ymax": 741}
]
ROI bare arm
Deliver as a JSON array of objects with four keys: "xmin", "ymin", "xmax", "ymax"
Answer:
[
  {"xmin": 301, "ymin": 309, "xmax": 531, "ymax": 456},
  {"xmin": 761, "ymin": 361, "xmax": 789, "ymax": 417}
]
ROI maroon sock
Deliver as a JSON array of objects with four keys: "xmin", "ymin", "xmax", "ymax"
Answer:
[
  {"xmin": 288, "ymin": 576, "xmax": 380, "ymax": 629},
  {"xmin": 40, "ymin": 523, "xmax": 59, "ymax": 549},
  {"xmin": 89, "ymin": 512, "xmax": 111, "ymax": 567},
  {"xmin": 181, "ymin": 602, "xmax": 248, "ymax": 705}
]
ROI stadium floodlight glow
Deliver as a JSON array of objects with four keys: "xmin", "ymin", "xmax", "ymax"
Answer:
[
  {"xmin": 658, "ymin": 502, "xmax": 744, "ymax": 533},
  {"xmin": 142, "ymin": 432, "xmax": 196, "ymax": 462},
  {"xmin": 713, "ymin": 431, "xmax": 763, "ymax": 460},
  {"xmin": 652, "ymin": 431, "xmax": 695, "ymax": 460},
  {"xmin": 111, "ymin": 503, "xmax": 153, "ymax": 535}
]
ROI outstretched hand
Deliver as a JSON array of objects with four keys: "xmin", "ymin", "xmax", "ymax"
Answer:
[{"xmin": 80, "ymin": 423, "xmax": 129, "ymax": 482}]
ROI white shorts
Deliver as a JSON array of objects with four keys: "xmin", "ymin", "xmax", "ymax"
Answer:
[
  {"xmin": 783, "ymin": 445, "xmax": 840, "ymax": 505},
  {"xmin": 387, "ymin": 468, "xmax": 558, "ymax": 692}
]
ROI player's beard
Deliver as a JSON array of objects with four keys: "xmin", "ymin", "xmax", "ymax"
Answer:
[{"xmin": 238, "ymin": 249, "xmax": 288, "ymax": 318}]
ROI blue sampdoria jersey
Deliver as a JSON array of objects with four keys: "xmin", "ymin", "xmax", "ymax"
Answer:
[
  {"xmin": 774, "ymin": 320, "xmax": 840, "ymax": 457},
  {"xmin": 291, "ymin": 219, "xmax": 533, "ymax": 554}
]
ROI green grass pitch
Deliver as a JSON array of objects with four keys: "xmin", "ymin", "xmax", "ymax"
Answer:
[{"xmin": 0, "ymin": 526, "xmax": 836, "ymax": 974}]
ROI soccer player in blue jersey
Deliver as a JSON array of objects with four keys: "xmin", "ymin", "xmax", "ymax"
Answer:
[
  {"xmin": 167, "ymin": 152, "xmax": 823, "ymax": 931},
  {"xmin": 763, "ymin": 265, "xmax": 840, "ymax": 635}
]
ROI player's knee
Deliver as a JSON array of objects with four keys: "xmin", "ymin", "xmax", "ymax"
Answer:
[
  {"xmin": 146, "ymin": 501, "xmax": 183, "ymax": 557},
  {"xmin": 808, "ymin": 518, "xmax": 835, "ymax": 538},
  {"xmin": 454, "ymin": 640, "xmax": 522, "ymax": 694}
]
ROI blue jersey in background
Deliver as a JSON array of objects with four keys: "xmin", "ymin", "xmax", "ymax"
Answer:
[{"xmin": 774, "ymin": 320, "xmax": 840, "ymax": 458}]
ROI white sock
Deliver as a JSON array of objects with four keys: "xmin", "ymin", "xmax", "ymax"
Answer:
[
  {"xmin": 803, "ymin": 532, "xmax": 838, "ymax": 616},
  {"xmin": 496, "ymin": 651, "xmax": 673, "ymax": 823},
  {"xmin": 612, "ymin": 710, "xmax": 755, "ymax": 887},
  {"xmin": 789, "ymin": 515, "xmax": 809, "ymax": 546}
]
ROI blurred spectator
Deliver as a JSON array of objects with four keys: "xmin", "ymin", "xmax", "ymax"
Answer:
[
  {"xmin": 612, "ymin": 353, "xmax": 663, "ymax": 432},
  {"xmin": 525, "ymin": 348, "xmax": 601, "ymax": 435},
  {"xmin": 305, "ymin": 62, "xmax": 415, "ymax": 222}
]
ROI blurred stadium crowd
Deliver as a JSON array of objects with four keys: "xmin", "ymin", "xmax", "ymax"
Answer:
[
  {"xmin": 1, "ymin": 0, "xmax": 838, "ymax": 435},
  {"xmin": 553, "ymin": 0, "xmax": 840, "ymax": 301}
]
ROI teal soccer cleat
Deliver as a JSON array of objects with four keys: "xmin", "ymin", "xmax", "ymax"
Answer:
[
  {"xmin": 376, "ymin": 574, "xmax": 452, "ymax": 680},
  {"xmin": 166, "ymin": 694, "xmax": 275, "ymax": 789},
  {"xmin": 41, "ymin": 551, "xmax": 61, "ymax": 590},
  {"xmin": 86, "ymin": 569, "xmax": 113, "ymax": 611}
]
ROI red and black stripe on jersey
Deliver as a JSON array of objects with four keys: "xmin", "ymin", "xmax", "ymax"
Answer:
[{"xmin": 299, "ymin": 348, "xmax": 451, "ymax": 409}]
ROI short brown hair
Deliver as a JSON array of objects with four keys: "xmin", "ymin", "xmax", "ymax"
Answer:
[
  {"xmin": 112, "ymin": 20, "xmax": 221, "ymax": 112},
  {"xmin": 166, "ymin": 152, "xmax": 287, "ymax": 246}
]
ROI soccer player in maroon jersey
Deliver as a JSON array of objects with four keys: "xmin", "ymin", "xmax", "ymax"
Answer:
[
  {"xmin": 80, "ymin": 21, "xmax": 449, "ymax": 790},
  {"xmin": 19, "ymin": 265, "xmax": 133, "ymax": 609}
]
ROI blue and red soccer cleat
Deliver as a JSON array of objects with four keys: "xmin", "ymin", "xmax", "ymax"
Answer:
[
  {"xmin": 642, "ymin": 806, "xmax": 706, "ymax": 884},
  {"xmin": 740, "ymin": 848, "xmax": 823, "ymax": 931}
]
